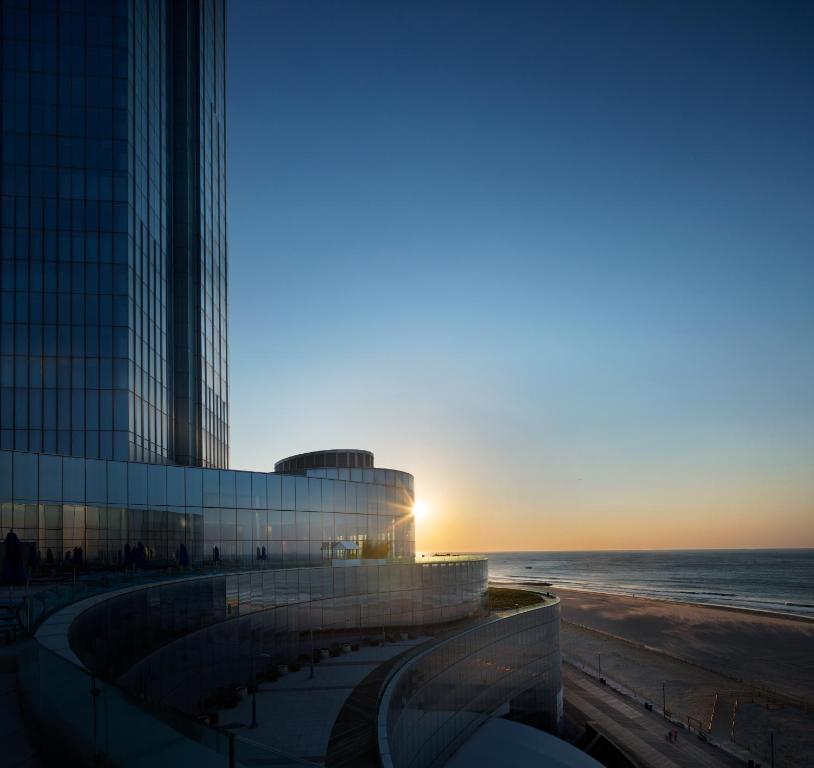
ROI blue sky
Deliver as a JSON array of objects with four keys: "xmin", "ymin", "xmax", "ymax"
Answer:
[{"xmin": 226, "ymin": 1, "xmax": 813, "ymax": 550}]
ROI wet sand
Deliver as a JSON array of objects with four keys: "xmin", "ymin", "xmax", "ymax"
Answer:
[{"xmin": 493, "ymin": 582, "xmax": 814, "ymax": 703}]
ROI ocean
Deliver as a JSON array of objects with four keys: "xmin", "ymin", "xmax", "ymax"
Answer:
[{"xmin": 485, "ymin": 549, "xmax": 814, "ymax": 618}]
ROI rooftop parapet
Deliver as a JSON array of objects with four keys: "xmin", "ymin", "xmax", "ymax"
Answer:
[{"xmin": 274, "ymin": 449, "xmax": 375, "ymax": 474}]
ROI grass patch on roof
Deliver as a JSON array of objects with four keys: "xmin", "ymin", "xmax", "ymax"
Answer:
[{"xmin": 487, "ymin": 586, "xmax": 544, "ymax": 611}]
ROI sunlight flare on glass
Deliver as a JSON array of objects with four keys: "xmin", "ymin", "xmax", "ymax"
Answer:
[{"xmin": 413, "ymin": 500, "xmax": 430, "ymax": 522}]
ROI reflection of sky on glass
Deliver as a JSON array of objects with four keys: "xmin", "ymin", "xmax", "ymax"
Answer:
[{"xmin": 227, "ymin": 2, "xmax": 814, "ymax": 551}]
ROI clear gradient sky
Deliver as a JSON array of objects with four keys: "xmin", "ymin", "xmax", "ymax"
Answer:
[{"xmin": 226, "ymin": 1, "xmax": 814, "ymax": 552}]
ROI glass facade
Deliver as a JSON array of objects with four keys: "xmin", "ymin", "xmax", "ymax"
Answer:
[
  {"xmin": 4, "ymin": 6, "xmax": 504, "ymax": 766},
  {"xmin": 0, "ymin": 448, "xmax": 416, "ymax": 565},
  {"xmin": 21, "ymin": 557, "xmax": 489, "ymax": 767},
  {"xmin": 61, "ymin": 559, "xmax": 489, "ymax": 710},
  {"xmin": 171, "ymin": 0, "xmax": 228, "ymax": 468},
  {"xmin": 20, "ymin": 641, "xmax": 237, "ymax": 768},
  {"xmin": 1, "ymin": 0, "xmax": 228, "ymax": 468},
  {"xmin": 379, "ymin": 603, "xmax": 563, "ymax": 768}
]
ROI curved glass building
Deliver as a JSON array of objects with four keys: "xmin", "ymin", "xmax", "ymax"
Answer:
[
  {"xmin": 2, "ymin": 4, "xmax": 567, "ymax": 766},
  {"xmin": 0, "ymin": 447, "xmax": 416, "ymax": 565},
  {"xmin": 379, "ymin": 601, "xmax": 563, "ymax": 768}
]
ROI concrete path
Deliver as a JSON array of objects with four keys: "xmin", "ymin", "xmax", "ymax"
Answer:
[{"xmin": 219, "ymin": 639, "xmax": 426, "ymax": 764}]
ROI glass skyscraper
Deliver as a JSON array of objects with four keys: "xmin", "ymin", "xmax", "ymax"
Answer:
[
  {"xmin": 2, "ymin": 8, "xmax": 564, "ymax": 765},
  {"xmin": 0, "ymin": 1, "xmax": 420, "ymax": 570},
  {"xmin": 0, "ymin": 0, "xmax": 228, "ymax": 468}
]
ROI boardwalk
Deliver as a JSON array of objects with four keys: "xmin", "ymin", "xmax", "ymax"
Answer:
[{"xmin": 564, "ymin": 664, "xmax": 744, "ymax": 768}]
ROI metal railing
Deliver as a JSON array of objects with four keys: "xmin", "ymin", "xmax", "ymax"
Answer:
[
  {"xmin": 564, "ymin": 651, "xmax": 798, "ymax": 768},
  {"xmin": 6, "ymin": 564, "xmax": 257, "ymax": 634},
  {"xmin": 415, "ymin": 553, "xmax": 488, "ymax": 563},
  {"xmin": 7, "ymin": 552, "xmax": 456, "ymax": 635}
]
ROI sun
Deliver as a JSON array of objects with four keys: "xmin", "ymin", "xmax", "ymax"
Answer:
[{"xmin": 413, "ymin": 500, "xmax": 430, "ymax": 521}]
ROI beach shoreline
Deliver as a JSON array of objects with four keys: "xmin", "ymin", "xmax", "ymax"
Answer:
[
  {"xmin": 493, "ymin": 580, "xmax": 814, "ymax": 766},
  {"xmin": 492, "ymin": 580, "xmax": 814, "ymax": 706},
  {"xmin": 489, "ymin": 578, "xmax": 814, "ymax": 623}
]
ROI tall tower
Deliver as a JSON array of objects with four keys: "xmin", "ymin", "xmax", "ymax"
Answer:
[
  {"xmin": 0, "ymin": 0, "xmax": 229, "ymax": 467},
  {"xmin": 171, "ymin": 0, "xmax": 229, "ymax": 468}
]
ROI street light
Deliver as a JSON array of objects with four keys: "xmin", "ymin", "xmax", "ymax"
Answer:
[
  {"xmin": 309, "ymin": 624, "xmax": 315, "ymax": 680},
  {"xmin": 250, "ymin": 651, "xmax": 272, "ymax": 729}
]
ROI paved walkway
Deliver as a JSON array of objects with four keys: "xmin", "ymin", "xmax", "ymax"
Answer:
[
  {"xmin": 563, "ymin": 664, "xmax": 744, "ymax": 768},
  {"xmin": 562, "ymin": 622, "xmax": 810, "ymax": 767},
  {"xmin": 219, "ymin": 639, "xmax": 426, "ymax": 764}
]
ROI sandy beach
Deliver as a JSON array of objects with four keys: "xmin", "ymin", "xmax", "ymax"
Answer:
[
  {"xmin": 492, "ymin": 581, "xmax": 814, "ymax": 767},
  {"xmin": 554, "ymin": 586, "xmax": 814, "ymax": 702},
  {"xmin": 494, "ymin": 581, "xmax": 814, "ymax": 702}
]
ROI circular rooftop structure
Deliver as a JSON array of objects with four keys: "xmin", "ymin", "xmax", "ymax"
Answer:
[{"xmin": 274, "ymin": 449, "xmax": 374, "ymax": 474}]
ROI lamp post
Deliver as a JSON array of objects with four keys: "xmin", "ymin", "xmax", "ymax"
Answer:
[
  {"xmin": 250, "ymin": 651, "xmax": 272, "ymax": 729},
  {"xmin": 250, "ymin": 642, "xmax": 258, "ymax": 729},
  {"xmin": 90, "ymin": 676, "xmax": 101, "ymax": 761},
  {"xmin": 249, "ymin": 628, "xmax": 257, "ymax": 728}
]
